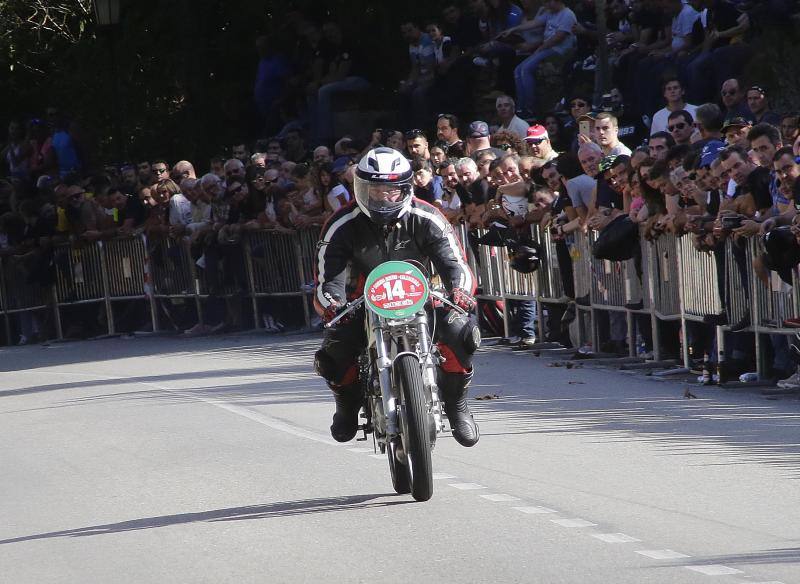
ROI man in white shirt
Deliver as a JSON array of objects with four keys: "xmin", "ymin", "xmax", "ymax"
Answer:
[
  {"xmin": 496, "ymin": 95, "xmax": 529, "ymax": 139},
  {"xmin": 650, "ymin": 77, "xmax": 698, "ymax": 135},
  {"xmin": 593, "ymin": 113, "xmax": 632, "ymax": 156}
]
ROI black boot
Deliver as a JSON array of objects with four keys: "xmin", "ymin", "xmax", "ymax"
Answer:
[
  {"xmin": 439, "ymin": 370, "xmax": 480, "ymax": 447},
  {"xmin": 330, "ymin": 387, "xmax": 362, "ymax": 442}
]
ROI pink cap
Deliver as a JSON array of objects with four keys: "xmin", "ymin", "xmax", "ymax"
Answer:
[{"xmin": 525, "ymin": 125, "xmax": 549, "ymax": 142}]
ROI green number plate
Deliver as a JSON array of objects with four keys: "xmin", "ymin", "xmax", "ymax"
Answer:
[{"xmin": 363, "ymin": 261, "xmax": 430, "ymax": 319}]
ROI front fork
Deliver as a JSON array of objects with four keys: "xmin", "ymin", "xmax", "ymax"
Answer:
[{"xmin": 372, "ymin": 312, "xmax": 445, "ymax": 442}]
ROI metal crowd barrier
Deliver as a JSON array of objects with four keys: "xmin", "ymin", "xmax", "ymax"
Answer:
[
  {"xmin": 4, "ymin": 222, "xmax": 800, "ymax": 382},
  {"xmin": 0, "ymin": 229, "xmax": 326, "ymax": 344},
  {"xmin": 457, "ymin": 222, "xmax": 800, "ymax": 379}
]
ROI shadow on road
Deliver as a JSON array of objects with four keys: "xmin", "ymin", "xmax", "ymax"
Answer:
[
  {"xmin": 679, "ymin": 547, "xmax": 800, "ymax": 566},
  {"xmin": 0, "ymin": 332, "xmax": 320, "ymax": 373},
  {"xmin": 0, "ymin": 493, "xmax": 407, "ymax": 545}
]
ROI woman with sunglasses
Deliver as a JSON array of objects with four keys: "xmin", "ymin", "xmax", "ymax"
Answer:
[{"xmin": 490, "ymin": 129, "xmax": 527, "ymax": 157}]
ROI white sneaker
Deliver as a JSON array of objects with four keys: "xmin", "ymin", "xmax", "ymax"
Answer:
[
  {"xmin": 262, "ymin": 314, "xmax": 279, "ymax": 333},
  {"xmin": 777, "ymin": 370, "xmax": 800, "ymax": 390},
  {"xmin": 521, "ymin": 336, "xmax": 537, "ymax": 347},
  {"xmin": 183, "ymin": 323, "xmax": 211, "ymax": 337},
  {"xmin": 472, "ymin": 56, "xmax": 490, "ymax": 67}
]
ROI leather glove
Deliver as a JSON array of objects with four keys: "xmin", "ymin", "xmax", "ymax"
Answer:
[
  {"xmin": 450, "ymin": 287, "xmax": 477, "ymax": 312},
  {"xmin": 320, "ymin": 292, "xmax": 345, "ymax": 324}
]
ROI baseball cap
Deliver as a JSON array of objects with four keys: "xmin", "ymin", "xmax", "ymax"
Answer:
[
  {"xmin": 468, "ymin": 120, "xmax": 490, "ymax": 138},
  {"xmin": 331, "ymin": 156, "xmax": 352, "ymax": 174},
  {"xmin": 525, "ymin": 124, "xmax": 549, "ymax": 142},
  {"xmin": 722, "ymin": 116, "xmax": 751, "ymax": 132},
  {"xmin": 699, "ymin": 140, "xmax": 725, "ymax": 168},
  {"xmin": 598, "ymin": 155, "xmax": 618, "ymax": 174},
  {"xmin": 577, "ymin": 111, "xmax": 597, "ymax": 122},
  {"xmin": 264, "ymin": 169, "xmax": 280, "ymax": 182}
]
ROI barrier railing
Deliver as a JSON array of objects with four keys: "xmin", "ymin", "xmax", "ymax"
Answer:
[
  {"xmin": 458, "ymin": 224, "xmax": 800, "ymax": 380},
  {"xmin": 1, "ymin": 223, "xmax": 797, "ymax": 384},
  {"xmin": 0, "ymin": 229, "xmax": 323, "ymax": 343}
]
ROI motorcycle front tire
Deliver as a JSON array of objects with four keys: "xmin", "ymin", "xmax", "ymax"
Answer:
[
  {"xmin": 387, "ymin": 437, "xmax": 411, "ymax": 494},
  {"xmin": 395, "ymin": 354, "xmax": 433, "ymax": 502}
]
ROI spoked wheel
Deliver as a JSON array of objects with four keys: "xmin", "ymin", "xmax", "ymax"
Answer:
[
  {"xmin": 394, "ymin": 354, "xmax": 433, "ymax": 501},
  {"xmin": 387, "ymin": 437, "xmax": 411, "ymax": 494}
]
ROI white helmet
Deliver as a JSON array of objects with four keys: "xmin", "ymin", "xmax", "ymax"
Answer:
[{"xmin": 354, "ymin": 147, "xmax": 413, "ymax": 224}]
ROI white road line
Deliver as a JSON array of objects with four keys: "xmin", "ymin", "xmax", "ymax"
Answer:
[
  {"xmin": 635, "ymin": 550, "xmax": 691, "ymax": 560},
  {"xmin": 347, "ymin": 448, "xmax": 374, "ymax": 453},
  {"xmin": 432, "ymin": 473, "xmax": 456, "ymax": 480},
  {"xmin": 684, "ymin": 565, "xmax": 743, "ymax": 576},
  {"xmin": 512, "ymin": 506, "xmax": 557, "ymax": 514},
  {"xmin": 171, "ymin": 391, "xmax": 341, "ymax": 446},
  {"xmin": 590, "ymin": 533, "xmax": 641, "ymax": 543},
  {"xmin": 448, "ymin": 483, "xmax": 487, "ymax": 490},
  {"xmin": 368, "ymin": 454, "xmax": 385, "ymax": 460},
  {"xmin": 551, "ymin": 518, "xmax": 597, "ymax": 528},
  {"xmin": 480, "ymin": 494, "xmax": 521, "ymax": 502}
]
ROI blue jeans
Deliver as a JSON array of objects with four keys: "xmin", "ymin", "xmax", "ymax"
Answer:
[
  {"xmin": 312, "ymin": 76, "xmax": 370, "ymax": 145},
  {"xmin": 510, "ymin": 299, "xmax": 537, "ymax": 338},
  {"xmin": 514, "ymin": 48, "xmax": 559, "ymax": 117}
]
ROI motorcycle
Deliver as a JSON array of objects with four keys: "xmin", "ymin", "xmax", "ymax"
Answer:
[{"xmin": 325, "ymin": 260, "xmax": 466, "ymax": 502}]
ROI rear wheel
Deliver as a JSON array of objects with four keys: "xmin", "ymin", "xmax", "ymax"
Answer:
[{"xmin": 395, "ymin": 354, "xmax": 433, "ymax": 501}]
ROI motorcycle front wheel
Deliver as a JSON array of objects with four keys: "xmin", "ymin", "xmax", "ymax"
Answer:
[
  {"xmin": 387, "ymin": 437, "xmax": 411, "ymax": 494},
  {"xmin": 395, "ymin": 354, "xmax": 433, "ymax": 502}
]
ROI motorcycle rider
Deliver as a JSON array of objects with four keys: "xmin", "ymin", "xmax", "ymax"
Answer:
[{"xmin": 313, "ymin": 147, "xmax": 481, "ymax": 447}]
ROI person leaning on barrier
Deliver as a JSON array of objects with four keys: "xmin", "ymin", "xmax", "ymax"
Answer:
[
  {"xmin": 85, "ymin": 182, "xmax": 129, "ymax": 241},
  {"xmin": 143, "ymin": 179, "xmax": 179, "ymax": 240},
  {"xmin": 437, "ymin": 158, "xmax": 463, "ymax": 224},
  {"xmin": 453, "ymin": 157, "xmax": 490, "ymax": 229},
  {"xmin": 287, "ymin": 163, "xmax": 327, "ymax": 228}
]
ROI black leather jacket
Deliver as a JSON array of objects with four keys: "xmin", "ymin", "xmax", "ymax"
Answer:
[{"xmin": 314, "ymin": 199, "xmax": 474, "ymax": 311}]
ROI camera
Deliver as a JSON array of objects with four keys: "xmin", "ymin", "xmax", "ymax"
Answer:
[{"xmin": 721, "ymin": 215, "xmax": 743, "ymax": 230}]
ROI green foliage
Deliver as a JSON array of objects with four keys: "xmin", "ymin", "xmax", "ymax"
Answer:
[{"xmin": 0, "ymin": 0, "xmax": 429, "ymax": 166}]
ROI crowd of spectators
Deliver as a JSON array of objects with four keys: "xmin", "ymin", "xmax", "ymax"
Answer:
[{"xmin": 2, "ymin": 0, "xmax": 800, "ymax": 389}]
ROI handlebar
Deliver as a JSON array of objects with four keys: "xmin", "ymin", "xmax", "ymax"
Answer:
[
  {"xmin": 322, "ymin": 289, "xmax": 467, "ymax": 329},
  {"xmin": 323, "ymin": 297, "xmax": 365, "ymax": 329}
]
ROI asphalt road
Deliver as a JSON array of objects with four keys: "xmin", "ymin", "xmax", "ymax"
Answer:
[{"xmin": 1, "ymin": 332, "xmax": 799, "ymax": 583}]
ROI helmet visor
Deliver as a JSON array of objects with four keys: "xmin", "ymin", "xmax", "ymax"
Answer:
[
  {"xmin": 354, "ymin": 176, "xmax": 410, "ymax": 216},
  {"xmin": 367, "ymin": 183, "xmax": 404, "ymax": 205}
]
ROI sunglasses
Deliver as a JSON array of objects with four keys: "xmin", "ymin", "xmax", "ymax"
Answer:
[
  {"xmin": 527, "ymin": 138, "xmax": 546, "ymax": 145},
  {"xmin": 497, "ymin": 143, "xmax": 513, "ymax": 150},
  {"xmin": 570, "ymin": 101, "xmax": 588, "ymax": 108},
  {"xmin": 668, "ymin": 122, "xmax": 687, "ymax": 132},
  {"xmin": 405, "ymin": 129, "xmax": 425, "ymax": 139},
  {"xmin": 153, "ymin": 167, "xmax": 168, "ymax": 174}
]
